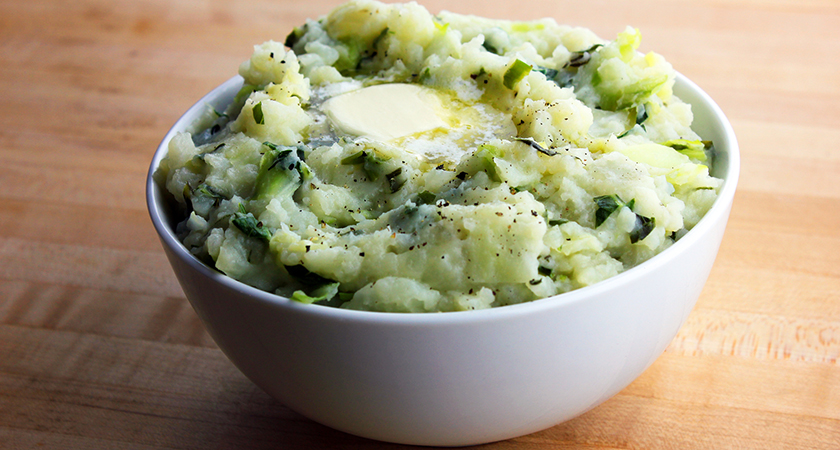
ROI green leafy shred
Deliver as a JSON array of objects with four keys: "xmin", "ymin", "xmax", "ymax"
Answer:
[
  {"xmin": 534, "ymin": 65, "xmax": 559, "ymax": 80},
  {"xmin": 503, "ymin": 59, "xmax": 532, "ymax": 89},
  {"xmin": 629, "ymin": 214, "xmax": 655, "ymax": 244},
  {"xmin": 252, "ymin": 101, "xmax": 265, "ymax": 125},
  {"xmin": 341, "ymin": 150, "xmax": 390, "ymax": 181},
  {"xmin": 616, "ymin": 104, "xmax": 650, "ymax": 138},
  {"xmin": 291, "ymin": 282, "xmax": 340, "ymax": 304},
  {"xmin": 538, "ymin": 44, "xmax": 603, "ymax": 90},
  {"xmin": 417, "ymin": 67, "xmax": 432, "ymax": 83},
  {"xmin": 231, "ymin": 204, "xmax": 272, "ymax": 241},
  {"xmin": 512, "ymin": 137, "xmax": 557, "ymax": 156},
  {"xmin": 581, "ymin": 28, "xmax": 671, "ymax": 111},
  {"xmin": 594, "ymin": 194, "xmax": 624, "ymax": 227},
  {"xmin": 334, "ymin": 38, "xmax": 364, "ymax": 73},
  {"xmin": 616, "ymin": 127, "xmax": 634, "ymax": 139},
  {"xmin": 635, "ymin": 103, "xmax": 649, "ymax": 126},
  {"xmin": 284, "ymin": 25, "xmax": 305, "ymax": 48},
  {"xmin": 510, "ymin": 21, "xmax": 545, "ymax": 33},
  {"xmin": 341, "ymin": 150, "xmax": 367, "ymax": 165},
  {"xmin": 416, "ymin": 191, "xmax": 436, "ymax": 205},
  {"xmin": 194, "ymin": 183, "xmax": 225, "ymax": 200},
  {"xmin": 596, "ymin": 72, "xmax": 669, "ymax": 111},
  {"xmin": 564, "ymin": 44, "xmax": 603, "ymax": 68},
  {"xmin": 593, "ymin": 194, "xmax": 656, "ymax": 243},
  {"xmin": 482, "ymin": 40, "xmax": 500, "ymax": 55},
  {"xmin": 254, "ymin": 142, "xmax": 305, "ymax": 200},
  {"xmin": 234, "ymin": 84, "xmax": 258, "ymax": 104},
  {"xmin": 386, "ymin": 168, "xmax": 405, "ymax": 193},
  {"xmin": 661, "ymin": 139, "xmax": 711, "ymax": 162},
  {"xmin": 475, "ymin": 144, "xmax": 502, "ymax": 182}
]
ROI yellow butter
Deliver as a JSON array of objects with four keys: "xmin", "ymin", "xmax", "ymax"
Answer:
[{"xmin": 322, "ymin": 83, "xmax": 449, "ymax": 142}]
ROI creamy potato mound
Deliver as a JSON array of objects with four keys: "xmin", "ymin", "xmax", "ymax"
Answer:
[{"xmin": 157, "ymin": 0, "xmax": 722, "ymax": 312}]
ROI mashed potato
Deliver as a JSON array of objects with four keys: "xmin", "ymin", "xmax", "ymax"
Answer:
[{"xmin": 156, "ymin": 0, "xmax": 722, "ymax": 312}]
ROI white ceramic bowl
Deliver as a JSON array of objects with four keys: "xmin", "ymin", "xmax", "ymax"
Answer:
[{"xmin": 147, "ymin": 73, "xmax": 738, "ymax": 446}]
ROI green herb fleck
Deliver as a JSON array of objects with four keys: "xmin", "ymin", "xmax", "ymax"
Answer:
[
  {"xmin": 291, "ymin": 282, "xmax": 340, "ymax": 305},
  {"xmin": 341, "ymin": 150, "xmax": 367, "ymax": 165},
  {"xmin": 534, "ymin": 65, "xmax": 559, "ymax": 81},
  {"xmin": 341, "ymin": 150, "xmax": 389, "ymax": 181},
  {"xmin": 284, "ymin": 25, "xmax": 305, "ymax": 49},
  {"xmin": 594, "ymin": 194, "xmax": 655, "ymax": 242},
  {"xmin": 503, "ymin": 59, "xmax": 532, "ymax": 89},
  {"xmin": 386, "ymin": 168, "xmax": 404, "ymax": 193},
  {"xmin": 475, "ymin": 144, "xmax": 502, "ymax": 182},
  {"xmin": 629, "ymin": 214, "xmax": 655, "ymax": 244},
  {"xmin": 513, "ymin": 137, "xmax": 557, "ymax": 156},
  {"xmin": 617, "ymin": 104, "xmax": 650, "ymax": 138},
  {"xmin": 482, "ymin": 41, "xmax": 500, "ymax": 55},
  {"xmin": 261, "ymin": 142, "xmax": 311, "ymax": 180},
  {"xmin": 594, "ymin": 194, "xmax": 624, "ymax": 227},
  {"xmin": 635, "ymin": 103, "xmax": 649, "ymax": 126},
  {"xmin": 334, "ymin": 38, "xmax": 364, "ymax": 73},
  {"xmin": 564, "ymin": 44, "xmax": 603, "ymax": 68},
  {"xmin": 234, "ymin": 84, "xmax": 258, "ymax": 104},
  {"xmin": 194, "ymin": 183, "xmax": 225, "ymax": 200},
  {"xmin": 470, "ymin": 67, "xmax": 488, "ymax": 80},
  {"xmin": 418, "ymin": 67, "xmax": 432, "ymax": 83},
  {"xmin": 231, "ymin": 204, "xmax": 272, "ymax": 241},
  {"xmin": 661, "ymin": 139, "xmax": 711, "ymax": 161},
  {"xmin": 416, "ymin": 191, "xmax": 436, "ymax": 205},
  {"xmin": 253, "ymin": 101, "xmax": 265, "ymax": 125}
]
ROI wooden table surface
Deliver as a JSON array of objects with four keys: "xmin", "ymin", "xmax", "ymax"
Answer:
[{"xmin": 2, "ymin": 0, "xmax": 839, "ymax": 448}]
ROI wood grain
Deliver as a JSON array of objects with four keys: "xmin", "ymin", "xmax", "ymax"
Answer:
[{"xmin": 1, "ymin": 0, "xmax": 838, "ymax": 448}]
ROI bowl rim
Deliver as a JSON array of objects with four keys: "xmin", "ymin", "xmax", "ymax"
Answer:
[{"xmin": 146, "ymin": 72, "xmax": 740, "ymax": 325}]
